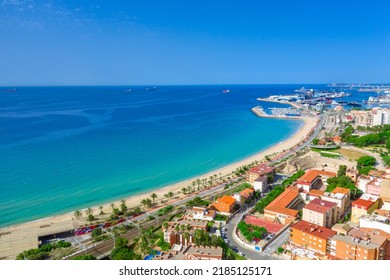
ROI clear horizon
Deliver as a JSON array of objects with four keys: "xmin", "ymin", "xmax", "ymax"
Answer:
[{"xmin": 1, "ymin": 0, "xmax": 390, "ymax": 85}]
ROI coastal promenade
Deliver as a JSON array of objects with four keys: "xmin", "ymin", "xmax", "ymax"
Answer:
[{"xmin": 0, "ymin": 110, "xmax": 319, "ymax": 260}]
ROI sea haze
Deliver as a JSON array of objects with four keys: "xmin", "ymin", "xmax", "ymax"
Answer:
[{"xmin": 0, "ymin": 85, "xmax": 306, "ymax": 227}]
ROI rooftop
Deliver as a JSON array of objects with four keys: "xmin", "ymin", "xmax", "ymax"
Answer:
[
  {"xmin": 291, "ymin": 220, "xmax": 336, "ymax": 240},
  {"xmin": 240, "ymin": 188, "xmax": 255, "ymax": 197},
  {"xmin": 185, "ymin": 245, "xmax": 223, "ymax": 259},
  {"xmin": 352, "ymin": 194, "xmax": 379, "ymax": 210},
  {"xmin": 248, "ymin": 164, "xmax": 275, "ymax": 176},
  {"xmin": 218, "ymin": 195, "xmax": 236, "ymax": 206},
  {"xmin": 304, "ymin": 198, "xmax": 337, "ymax": 214},
  {"xmin": 331, "ymin": 234, "xmax": 382, "ymax": 250},
  {"xmin": 266, "ymin": 186, "xmax": 300, "ymax": 209},
  {"xmin": 254, "ymin": 176, "xmax": 267, "ymax": 182},
  {"xmin": 244, "ymin": 215, "xmax": 284, "ymax": 234},
  {"xmin": 308, "ymin": 189, "xmax": 325, "ymax": 197},
  {"xmin": 297, "ymin": 170, "xmax": 336, "ymax": 184},
  {"xmin": 348, "ymin": 228, "xmax": 387, "ymax": 245},
  {"xmin": 332, "ymin": 187, "xmax": 350, "ymax": 195}
]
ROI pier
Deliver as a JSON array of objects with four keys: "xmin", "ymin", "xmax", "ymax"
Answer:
[{"xmin": 251, "ymin": 106, "xmax": 303, "ymax": 120}]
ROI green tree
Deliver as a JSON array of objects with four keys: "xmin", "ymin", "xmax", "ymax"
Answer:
[
  {"xmin": 357, "ymin": 156, "xmax": 376, "ymax": 174},
  {"xmin": 337, "ymin": 165, "xmax": 347, "ymax": 177},
  {"xmin": 115, "ymin": 237, "xmax": 129, "ymax": 249},
  {"xmin": 91, "ymin": 228, "xmax": 103, "ymax": 241},
  {"xmin": 151, "ymin": 193, "xmax": 158, "ymax": 203},
  {"xmin": 99, "ymin": 206, "xmax": 104, "ymax": 215},
  {"xmin": 74, "ymin": 210, "xmax": 82, "ymax": 219},
  {"xmin": 312, "ymin": 138, "xmax": 319, "ymax": 145},
  {"xmin": 120, "ymin": 199, "xmax": 127, "ymax": 214}
]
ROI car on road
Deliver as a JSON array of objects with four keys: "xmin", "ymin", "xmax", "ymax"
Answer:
[
  {"xmin": 224, "ymin": 239, "xmax": 229, "ymax": 244},
  {"xmin": 221, "ymin": 227, "xmax": 227, "ymax": 232},
  {"xmin": 237, "ymin": 252, "xmax": 245, "ymax": 257}
]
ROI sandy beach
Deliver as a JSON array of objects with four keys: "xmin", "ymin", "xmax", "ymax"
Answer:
[{"xmin": 0, "ymin": 116, "xmax": 318, "ymax": 259}]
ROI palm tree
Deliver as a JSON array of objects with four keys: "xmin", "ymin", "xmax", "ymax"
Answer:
[
  {"xmin": 99, "ymin": 206, "xmax": 104, "ymax": 215},
  {"xmin": 85, "ymin": 207, "xmax": 93, "ymax": 216},
  {"xmin": 141, "ymin": 199, "xmax": 150, "ymax": 208},
  {"xmin": 151, "ymin": 193, "xmax": 157, "ymax": 204},
  {"xmin": 196, "ymin": 179, "xmax": 201, "ymax": 191},
  {"xmin": 110, "ymin": 203, "xmax": 115, "ymax": 211},
  {"xmin": 167, "ymin": 191, "xmax": 174, "ymax": 199},
  {"xmin": 120, "ymin": 199, "xmax": 127, "ymax": 213},
  {"xmin": 192, "ymin": 181, "xmax": 196, "ymax": 192},
  {"xmin": 219, "ymin": 172, "xmax": 222, "ymax": 182},
  {"xmin": 182, "ymin": 187, "xmax": 187, "ymax": 195},
  {"xmin": 74, "ymin": 210, "xmax": 82, "ymax": 219},
  {"xmin": 209, "ymin": 175, "xmax": 213, "ymax": 185}
]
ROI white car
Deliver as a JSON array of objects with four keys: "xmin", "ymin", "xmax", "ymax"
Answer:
[
  {"xmin": 238, "ymin": 252, "xmax": 245, "ymax": 256},
  {"xmin": 224, "ymin": 239, "xmax": 229, "ymax": 243}
]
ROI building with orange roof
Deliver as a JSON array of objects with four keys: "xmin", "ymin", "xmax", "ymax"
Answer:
[
  {"xmin": 307, "ymin": 189, "xmax": 325, "ymax": 201},
  {"xmin": 333, "ymin": 135, "xmax": 342, "ymax": 144},
  {"xmin": 351, "ymin": 194, "xmax": 379, "ymax": 223},
  {"xmin": 264, "ymin": 187, "xmax": 300, "ymax": 225},
  {"xmin": 296, "ymin": 169, "xmax": 336, "ymax": 192},
  {"xmin": 289, "ymin": 220, "xmax": 336, "ymax": 255},
  {"xmin": 247, "ymin": 164, "xmax": 275, "ymax": 185},
  {"xmin": 208, "ymin": 195, "xmax": 236, "ymax": 214},
  {"xmin": 302, "ymin": 198, "xmax": 337, "ymax": 228},
  {"xmin": 320, "ymin": 187, "xmax": 351, "ymax": 219},
  {"xmin": 240, "ymin": 188, "xmax": 255, "ymax": 201}
]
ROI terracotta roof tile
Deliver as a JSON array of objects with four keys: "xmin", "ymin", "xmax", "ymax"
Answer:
[
  {"xmin": 291, "ymin": 220, "xmax": 336, "ymax": 240},
  {"xmin": 248, "ymin": 164, "xmax": 275, "ymax": 176},
  {"xmin": 298, "ymin": 170, "xmax": 336, "ymax": 184}
]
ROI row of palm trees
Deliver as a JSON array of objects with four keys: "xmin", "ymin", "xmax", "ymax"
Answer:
[{"xmin": 73, "ymin": 160, "xmax": 261, "ymax": 220}]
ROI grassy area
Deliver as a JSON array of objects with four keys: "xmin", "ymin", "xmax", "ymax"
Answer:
[
  {"xmin": 320, "ymin": 152, "xmax": 340, "ymax": 159},
  {"xmin": 335, "ymin": 148, "xmax": 368, "ymax": 161}
]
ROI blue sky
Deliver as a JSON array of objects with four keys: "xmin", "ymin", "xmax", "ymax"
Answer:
[{"xmin": 0, "ymin": 0, "xmax": 389, "ymax": 85}]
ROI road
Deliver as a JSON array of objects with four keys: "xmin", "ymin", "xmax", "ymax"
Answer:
[
  {"xmin": 224, "ymin": 210, "xmax": 277, "ymax": 260},
  {"xmin": 261, "ymin": 230, "xmax": 290, "ymax": 257}
]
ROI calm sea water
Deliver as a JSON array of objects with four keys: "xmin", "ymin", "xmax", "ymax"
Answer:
[{"xmin": 0, "ymin": 85, "xmax": 310, "ymax": 227}]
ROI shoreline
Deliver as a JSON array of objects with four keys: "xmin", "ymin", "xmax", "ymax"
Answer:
[{"xmin": 0, "ymin": 115, "xmax": 318, "ymax": 259}]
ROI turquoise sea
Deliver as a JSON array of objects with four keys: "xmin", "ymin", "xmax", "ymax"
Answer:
[{"xmin": 0, "ymin": 85, "xmax": 313, "ymax": 228}]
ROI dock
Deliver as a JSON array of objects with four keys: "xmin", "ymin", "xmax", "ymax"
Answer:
[{"xmin": 251, "ymin": 106, "xmax": 303, "ymax": 120}]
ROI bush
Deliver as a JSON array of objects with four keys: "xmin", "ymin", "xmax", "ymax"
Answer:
[
  {"xmin": 237, "ymin": 221, "xmax": 267, "ymax": 242},
  {"xmin": 71, "ymin": 254, "xmax": 96, "ymax": 260},
  {"xmin": 186, "ymin": 197, "xmax": 210, "ymax": 207}
]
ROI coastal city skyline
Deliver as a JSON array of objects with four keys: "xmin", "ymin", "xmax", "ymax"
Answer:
[{"xmin": 1, "ymin": 0, "xmax": 390, "ymax": 86}]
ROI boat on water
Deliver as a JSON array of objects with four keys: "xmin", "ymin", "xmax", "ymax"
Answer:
[
  {"xmin": 123, "ymin": 89, "xmax": 132, "ymax": 92},
  {"xmin": 146, "ymin": 86, "xmax": 158, "ymax": 91},
  {"xmin": 347, "ymin": 101, "xmax": 362, "ymax": 107},
  {"xmin": 222, "ymin": 89, "xmax": 230, "ymax": 93}
]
